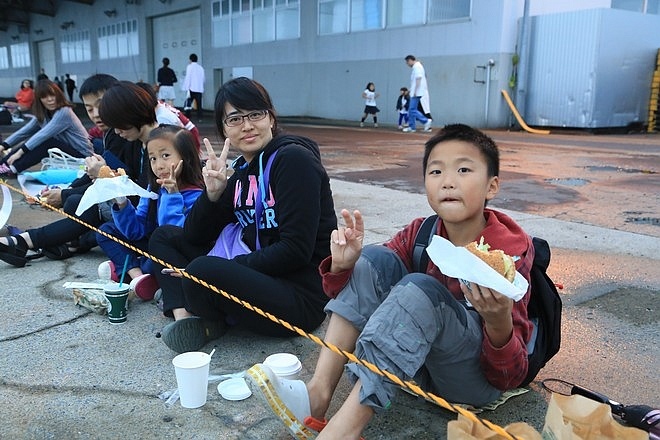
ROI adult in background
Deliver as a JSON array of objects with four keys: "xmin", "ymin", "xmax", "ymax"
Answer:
[
  {"xmin": 181, "ymin": 53, "xmax": 205, "ymax": 122},
  {"xmin": 2, "ymin": 79, "xmax": 34, "ymax": 122},
  {"xmin": 150, "ymin": 77, "xmax": 337, "ymax": 353},
  {"xmin": 64, "ymin": 74, "xmax": 77, "ymax": 102},
  {"xmin": 0, "ymin": 79, "xmax": 92, "ymax": 177},
  {"xmin": 403, "ymin": 55, "xmax": 432, "ymax": 133},
  {"xmin": 157, "ymin": 57, "xmax": 178, "ymax": 106}
]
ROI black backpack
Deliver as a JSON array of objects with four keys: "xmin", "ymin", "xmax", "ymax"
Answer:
[{"xmin": 412, "ymin": 215, "xmax": 562, "ymax": 387}]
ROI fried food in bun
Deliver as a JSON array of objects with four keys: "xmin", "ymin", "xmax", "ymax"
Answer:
[
  {"xmin": 465, "ymin": 237, "xmax": 516, "ymax": 282},
  {"xmin": 97, "ymin": 165, "xmax": 126, "ymax": 178}
]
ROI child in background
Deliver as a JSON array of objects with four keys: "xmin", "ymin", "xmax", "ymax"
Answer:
[
  {"xmin": 96, "ymin": 125, "xmax": 204, "ymax": 300},
  {"xmin": 359, "ymin": 82, "xmax": 380, "ymax": 128},
  {"xmin": 396, "ymin": 87, "xmax": 409, "ymax": 130}
]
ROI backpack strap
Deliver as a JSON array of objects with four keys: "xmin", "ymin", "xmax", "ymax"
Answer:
[
  {"xmin": 412, "ymin": 214, "xmax": 438, "ymax": 273},
  {"xmin": 254, "ymin": 150, "xmax": 278, "ymax": 249}
]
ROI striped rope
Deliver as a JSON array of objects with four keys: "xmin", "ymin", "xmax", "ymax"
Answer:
[{"xmin": 1, "ymin": 179, "xmax": 523, "ymax": 440}]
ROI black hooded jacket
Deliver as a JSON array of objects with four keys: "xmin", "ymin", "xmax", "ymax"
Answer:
[{"xmin": 183, "ymin": 134, "xmax": 337, "ymax": 300}]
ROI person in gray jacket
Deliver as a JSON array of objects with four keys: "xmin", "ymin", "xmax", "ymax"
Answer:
[{"xmin": 0, "ymin": 79, "xmax": 92, "ymax": 176}]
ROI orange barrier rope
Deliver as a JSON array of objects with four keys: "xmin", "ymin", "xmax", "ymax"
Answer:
[{"xmin": 1, "ymin": 179, "xmax": 523, "ymax": 440}]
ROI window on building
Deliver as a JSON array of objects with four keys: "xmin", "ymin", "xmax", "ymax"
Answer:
[
  {"xmin": 10, "ymin": 42, "xmax": 30, "ymax": 68},
  {"xmin": 321, "ymin": 0, "xmax": 470, "ymax": 35},
  {"xmin": 97, "ymin": 19, "xmax": 139, "ymax": 60},
  {"xmin": 612, "ymin": 0, "xmax": 660, "ymax": 13},
  {"xmin": 0, "ymin": 47, "xmax": 9, "ymax": 69},
  {"xmin": 60, "ymin": 30, "xmax": 92, "ymax": 63},
  {"xmin": 211, "ymin": 0, "xmax": 300, "ymax": 47},
  {"xmin": 319, "ymin": 0, "xmax": 349, "ymax": 34}
]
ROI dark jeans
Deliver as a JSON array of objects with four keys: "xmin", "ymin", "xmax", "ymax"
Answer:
[
  {"xmin": 28, "ymin": 194, "xmax": 101, "ymax": 249},
  {"xmin": 149, "ymin": 225, "xmax": 327, "ymax": 335},
  {"xmin": 2, "ymin": 138, "xmax": 86, "ymax": 173},
  {"xmin": 187, "ymin": 91, "xmax": 203, "ymax": 121}
]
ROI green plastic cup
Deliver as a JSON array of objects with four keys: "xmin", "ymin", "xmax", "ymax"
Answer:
[{"xmin": 104, "ymin": 283, "xmax": 129, "ymax": 324}]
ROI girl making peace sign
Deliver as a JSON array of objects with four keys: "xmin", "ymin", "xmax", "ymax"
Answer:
[{"xmin": 96, "ymin": 125, "xmax": 204, "ymax": 301}]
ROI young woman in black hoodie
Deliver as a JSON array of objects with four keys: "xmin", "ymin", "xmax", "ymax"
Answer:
[{"xmin": 151, "ymin": 77, "xmax": 337, "ymax": 353}]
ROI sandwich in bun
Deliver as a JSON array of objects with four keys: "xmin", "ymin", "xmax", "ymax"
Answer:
[{"xmin": 465, "ymin": 237, "xmax": 516, "ymax": 282}]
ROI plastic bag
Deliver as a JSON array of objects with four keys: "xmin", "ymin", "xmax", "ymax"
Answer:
[
  {"xmin": 543, "ymin": 394, "xmax": 648, "ymax": 440},
  {"xmin": 40, "ymin": 147, "xmax": 86, "ymax": 170}
]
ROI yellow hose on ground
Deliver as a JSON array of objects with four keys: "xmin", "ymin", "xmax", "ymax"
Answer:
[{"xmin": 501, "ymin": 89, "xmax": 550, "ymax": 135}]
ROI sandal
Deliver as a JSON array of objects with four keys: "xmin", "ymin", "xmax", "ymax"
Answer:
[{"xmin": 0, "ymin": 235, "xmax": 29, "ymax": 267}]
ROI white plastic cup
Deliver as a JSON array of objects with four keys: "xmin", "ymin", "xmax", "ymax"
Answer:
[
  {"xmin": 172, "ymin": 352, "xmax": 211, "ymax": 408},
  {"xmin": 264, "ymin": 353, "xmax": 302, "ymax": 380}
]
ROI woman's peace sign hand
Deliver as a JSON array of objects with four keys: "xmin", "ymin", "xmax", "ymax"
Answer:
[{"xmin": 202, "ymin": 137, "xmax": 230, "ymax": 201}]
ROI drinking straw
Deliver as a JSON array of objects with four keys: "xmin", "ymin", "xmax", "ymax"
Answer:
[{"xmin": 118, "ymin": 254, "xmax": 130, "ymax": 287}]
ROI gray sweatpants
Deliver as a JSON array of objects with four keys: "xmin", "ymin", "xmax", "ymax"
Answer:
[{"xmin": 325, "ymin": 245, "xmax": 502, "ymax": 411}]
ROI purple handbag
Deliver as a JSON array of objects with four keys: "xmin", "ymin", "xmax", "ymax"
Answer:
[{"xmin": 207, "ymin": 150, "xmax": 277, "ymax": 259}]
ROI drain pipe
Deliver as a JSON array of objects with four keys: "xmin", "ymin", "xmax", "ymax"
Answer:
[{"xmin": 485, "ymin": 59, "xmax": 495, "ymax": 126}]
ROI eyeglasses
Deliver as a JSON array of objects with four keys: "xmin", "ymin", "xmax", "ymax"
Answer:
[{"xmin": 223, "ymin": 110, "xmax": 268, "ymax": 127}]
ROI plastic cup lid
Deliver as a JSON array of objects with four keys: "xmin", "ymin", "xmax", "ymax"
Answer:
[
  {"xmin": 217, "ymin": 378, "xmax": 252, "ymax": 401},
  {"xmin": 264, "ymin": 353, "xmax": 302, "ymax": 376}
]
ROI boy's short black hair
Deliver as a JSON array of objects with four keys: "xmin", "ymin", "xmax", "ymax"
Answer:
[
  {"xmin": 423, "ymin": 124, "xmax": 500, "ymax": 178},
  {"xmin": 405, "ymin": 55, "xmax": 416, "ymax": 62},
  {"xmin": 78, "ymin": 74, "xmax": 119, "ymax": 100},
  {"xmin": 189, "ymin": 53, "xmax": 198, "ymax": 62}
]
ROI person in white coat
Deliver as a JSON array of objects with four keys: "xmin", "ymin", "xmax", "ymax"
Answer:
[{"xmin": 181, "ymin": 53, "xmax": 205, "ymax": 122}]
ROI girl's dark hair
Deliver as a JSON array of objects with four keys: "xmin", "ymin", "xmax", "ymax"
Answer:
[
  {"xmin": 21, "ymin": 79, "xmax": 33, "ymax": 90},
  {"xmin": 423, "ymin": 123, "xmax": 500, "ymax": 178},
  {"xmin": 366, "ymin": 82, "xmax": 375, "ymax": 89},
  {"xmin": 146, "ymin": 125, "xmax": 204, "ymax": 191},
  {"xmin": 144, "ymin": 125, "xmax": 204, "ymax": 222},
  {"xmin": 98, "ymin": 81, "xmax": 157, "ymax": 130},
  {"xmin": 214, "ymin": 77, "xmax": 279, "ymax": 140},
  {"xmin": 32, "ymin": 79, "xmax": 72, "ymax": 122}
]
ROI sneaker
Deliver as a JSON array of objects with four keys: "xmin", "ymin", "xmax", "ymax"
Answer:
[
  {"xmin": 402, "ymin": 127, "xmax": 416, "ymax": 133},
  {"xmin": 246, "ymin": 363, "xmax": 316, "ymax": 440},
  {"xmin": 374, "ymin": 123, "xmax": 378, "ymax": 128},
  {"xmin": 11, "ymin": 116, "xmax": 24, "ymax": 123},
  {"xmin": 423, "ymin": 119, "xmax": 433, "ymax": 132},
  {"xmin": 129, "ymin": 274, "xmax": 159, "ymax": 301},
  {"xmin": 160, "ymin": 317, "xmax": 226, "ymax": 353},
  {"xmin": 97, "ymin": 260, "xmax": 119, "ymax": 282},
  {"xmin": 0, "ymin": 163, "xmax": 16, "ymax": 177},
  {"xmin": 398, "ymin": 125, "xmax": 403, "ymax": 130},
  {"xmin": 359, "ymin": 122, "xmax": 364, "ymax": 128}
]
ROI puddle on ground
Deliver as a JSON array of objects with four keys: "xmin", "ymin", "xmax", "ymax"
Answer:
[
  {"xmin": 625, "ymin": 217, "xmax": 660, "ymax": 226},
  {"xmin": 585, "ymin": 165, "xmax": 657, "ymax": 174},
  {"xmin": 577, "ymin": 287, "xmax": 658, "ymax": 326},
  {"xmin": 544, "ymin": 178, "xmax": 590, "ymax": 187}
]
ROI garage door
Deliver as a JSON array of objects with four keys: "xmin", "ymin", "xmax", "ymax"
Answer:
[{"xmin": 152, "ymin": 9, "xmax": 202, "ymax": 109}]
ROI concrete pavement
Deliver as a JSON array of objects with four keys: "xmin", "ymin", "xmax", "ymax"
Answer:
[{"xmin": 0, "ymin": 119, "xmax": 658, "ymax": 439}]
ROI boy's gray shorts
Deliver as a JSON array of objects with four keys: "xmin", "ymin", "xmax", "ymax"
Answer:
[{"xmin": 325, "ymin": 245, "xmax": 502, "ymax": 410}]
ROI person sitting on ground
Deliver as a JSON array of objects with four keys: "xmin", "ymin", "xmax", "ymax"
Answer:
[
  {"xmin": 0, "ymin": 79, "xmax": 92, "ymax": 177},
  {"xmin": 246, "ymin": 124, "xmax": 536, "ymax": 440},
  {"xmin": 96, "ymin": 125, "xmax": 203, "ymax": 301},
  {"xmin": 90, "ymin": 81, "xmax": 174, "ymax": 299},
  {"xmin": 0, "ymin": 74, "xmax": 148, "ymax": 268},
  {"xmin": 2, "ymin": 79, "xmax": 34, "ymax": 122},
  {"xmin": 149, "ymin": 77, "xmax": 337, "ymax": 353}
]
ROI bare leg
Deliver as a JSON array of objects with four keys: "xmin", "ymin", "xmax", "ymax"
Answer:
[
  {"xmin": 0, "ymin": 232, "xmax": 34, "ymax": 249},
  {"xmin": 306, "ymin": 313, "xmax": 359, "ymax": 420},
  {"xmin": 317, "ymin": 380, "xmax": 374, "ymax": 440},
  {"xmin": 172, "ymin": 307, "xmax": 193, "ymax": 320}
]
